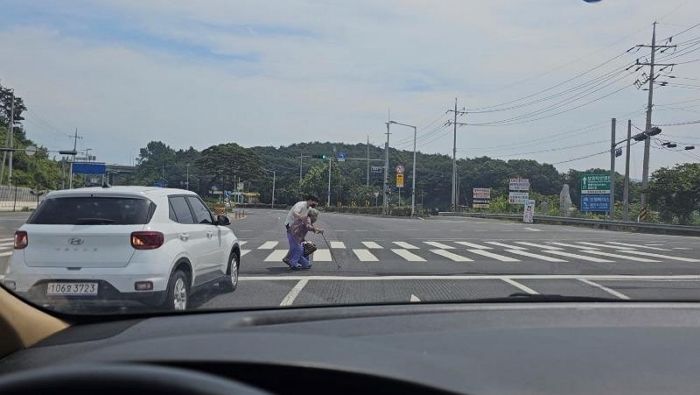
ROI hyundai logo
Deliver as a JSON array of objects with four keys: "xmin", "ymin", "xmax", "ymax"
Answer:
[{"xmin": 69, "ymin": 238, "xmax": 85, "ymax": 246}]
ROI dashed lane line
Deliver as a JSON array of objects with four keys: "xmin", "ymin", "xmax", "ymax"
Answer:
[
  {"xmin": 578, "ymin": 279, "xmax": 630, "ymax": 300},
  {"xmin": 280, "ymin": 279, "xmax": 308, "ymax": 306}
]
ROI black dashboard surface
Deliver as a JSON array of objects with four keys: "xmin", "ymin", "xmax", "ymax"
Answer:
[{"xmin": 4, "ymin": 303, "xmax": 700, "ymax": 394}]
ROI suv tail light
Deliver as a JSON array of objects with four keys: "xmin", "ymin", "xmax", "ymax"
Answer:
[
  {"xmin": 130, "ymin": 231, "xmax": 164, "ymax": 250},
  {"xmin": 14, "ymin": 231, "xmax": 28, "ymax": 249}
]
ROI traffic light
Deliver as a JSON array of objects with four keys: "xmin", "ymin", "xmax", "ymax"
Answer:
[{"xmin": 311, "ymin": 154, "xmax": 327, "ymax": 159}]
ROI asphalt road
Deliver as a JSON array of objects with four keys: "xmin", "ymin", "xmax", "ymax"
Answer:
[{"xmin": 1, "ymin": 209, "xmax": 700, "ymax": 312}]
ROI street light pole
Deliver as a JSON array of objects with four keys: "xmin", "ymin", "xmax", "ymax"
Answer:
[
  {"xmin": 272, "ymin": 170, "xmax": 276, "ymax": 209},
  {"xmin": 382, "ymin": 122, "xmax": 390, "ymax": 214},
  {"xmin": 327, "ymin": 156, "xmax": 332, "ymax": 207},
  {"xmin": 185, "ymin": 164, "xmax": 190, "ymax": 190}
]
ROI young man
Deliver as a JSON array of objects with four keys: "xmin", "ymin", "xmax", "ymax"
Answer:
[
  {"xmin": 283, "ymin": 195, "xmax": 319, "ymax": 267},
  {"xmin": 287, "ymin": 208, "xmax": 323, "ymax": 270}
]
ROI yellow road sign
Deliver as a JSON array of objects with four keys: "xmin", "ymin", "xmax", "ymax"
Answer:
[{"xmin": 396, "ymin": 173, "xmax": 404, "ymax": 188}]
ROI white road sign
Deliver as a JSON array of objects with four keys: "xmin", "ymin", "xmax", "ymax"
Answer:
[
  {"xmin": 509, "ymin": 177, "xmax": 530, "ymax": 191},
  {"xmin": 508, "ymin": 192, "xmax": 529, "ymax": 204}
]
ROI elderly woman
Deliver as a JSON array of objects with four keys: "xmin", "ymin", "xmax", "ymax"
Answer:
[{"xmin": 285, "ymin": 208, "xmax": 323, "ymax": 270}]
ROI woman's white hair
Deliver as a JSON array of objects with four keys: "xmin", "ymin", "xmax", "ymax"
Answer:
[{"xmin": 308, "ymin": 208, "xmax": 319, "ymax": 223}]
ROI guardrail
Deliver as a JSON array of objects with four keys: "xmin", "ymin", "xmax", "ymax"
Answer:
[{"xmin": 438, "ymin": 212, "xmax": 700, "ymax": 236}]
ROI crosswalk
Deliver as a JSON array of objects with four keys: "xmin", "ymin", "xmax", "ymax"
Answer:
[
  {"xmin": 0, "ymin": 237, "xmax": 13, "ymax": 257},
  {"xmin": 239, "ymin": 239, "xmax": 700, "ymax": 265}
]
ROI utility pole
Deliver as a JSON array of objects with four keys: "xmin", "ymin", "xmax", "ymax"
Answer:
[
  {"xmin": 609, "ymin": 118, "xmax": 616, "ymax": 220},
  {"xmin": 327, "ymin": 156, "xmax": 332, "ymax": 207},
  {"xmin": 299, "ymin": 153, "xmax": 309, "ymax": 183},
  {"xmin": 623, "ymin": 120, "xmax": 632, "ymax": 221},
  {"xmin": 446, "ymin": 98, "xmax": 467, "ymax": 212},
  {"xmin": 271, "ymin": 170, "xmax": 276, "ymax": 209},
  {"xmin": 635, "ymin": 22, "xmax": 675, "ymax": 216},
  {"xmin": 0, "ymin": 90, "xmax": 14, "ymax": 185},
  {"xmin": 7, "ymin": 91, "xmax": 14, "ymax": 185},
  {"xmin": 382, "ymin": 122, "xmax": 391, "ymax": 214},
  {"xmin": 68, "ymin": 129, "xmax": 82, "ymax": 189},
  {"xmin": 366, "ymin": 135, "xmax": 370, "ymax": 187},
  {"xmin": 185, "ymin": 163, "xmax": 190, "ymax": 190}
]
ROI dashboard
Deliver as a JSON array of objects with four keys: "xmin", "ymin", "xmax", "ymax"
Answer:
[{"xmin": 3, "ymin": 302, "xmax": 700, "ymax": 394}]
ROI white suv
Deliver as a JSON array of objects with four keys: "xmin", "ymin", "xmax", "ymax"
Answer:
[{"xmin": 2, "ymin": 186, "xmax": 241, "ymax": 311}]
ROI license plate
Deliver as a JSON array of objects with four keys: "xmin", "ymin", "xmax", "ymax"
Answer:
[{"xmin": 46, "ymin": 282, "xmax": 98, "ymax": 296}]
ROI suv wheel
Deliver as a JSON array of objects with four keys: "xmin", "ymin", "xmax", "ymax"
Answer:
[
  {"xmin": 165, "ymin": 270, "xmax": 189, "ymax": 311},
  {"xmin": 220, "ymin": 252, "xmax": 239, "ymax": 292}
]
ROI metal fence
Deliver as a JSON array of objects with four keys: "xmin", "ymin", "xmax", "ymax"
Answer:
[{"xmin": 0, "ymin": 185, "xmax": 48, "ymax": 212}]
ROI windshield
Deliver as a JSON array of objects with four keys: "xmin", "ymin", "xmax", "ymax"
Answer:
[{"xmin": 0, "ymin": 1, "xmax": 699, "ymax": 316}]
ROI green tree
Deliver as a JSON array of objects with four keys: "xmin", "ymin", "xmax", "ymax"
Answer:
[{"xmin": 648, "ymin": 163, "xmax": 700, "ymax": 225}]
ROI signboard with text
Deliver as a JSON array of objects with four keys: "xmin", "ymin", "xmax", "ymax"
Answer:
[
  {"xmin": 509, "ymin": 177, "xmax": 530, "ymax": 191},
  {"xmin": 523, "ymin": 199, "xmax": 535, "ymax": 223},
  {"xmin": 580, "ymin": 173, "xmax": 611, "ymax": 212},
  {"xmin": 508, "ymin": 192, "xmax": 530, "ymax": 205},
  {"xmin": 472, "ymin": 187, "xmax": 491, "ymax": 209},
  {"xmin": 371, "ymin": 165, "xmax": 384, "ymax": 174},
  {"xmin": 396, "ymin": 173, "xmax": 404, "ymax": 188}
]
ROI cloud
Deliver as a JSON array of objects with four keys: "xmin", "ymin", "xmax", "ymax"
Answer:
[{"xmin": 0, "ymin": 0, "xmax": 698, "ymax": 176}]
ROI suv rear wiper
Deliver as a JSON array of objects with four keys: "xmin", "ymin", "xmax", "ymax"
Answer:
[
  {"xmin": 470, "ymin": 293, "xmax": 624, "ymax": 303},
  {"xmin": 75, "ymin": 218, "xmax": 116, "ymax": 225}
]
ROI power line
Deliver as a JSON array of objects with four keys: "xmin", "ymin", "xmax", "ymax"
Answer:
[
  {"xmin": 496, "ymin": 139, "xmax": 609, "ymax": 158},
  {"xmin": 653, "ymin": 119, "xmax": 700, "ymax": 126}
]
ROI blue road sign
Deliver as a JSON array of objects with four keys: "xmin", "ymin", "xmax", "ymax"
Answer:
[
  {"xmin": 153, "ymin": 178, "xmax": 168, "ymax": 188},
  {"xmin": 581, "ymin": 194, "xmax": 610, "ymax": 212},
  {"xmin": 336, "ymin": 151, "xmax": 347, "ymax": 162},
  {"xmin": 71, "ymin": 162, "xmax": 106, "ymax": 175}
]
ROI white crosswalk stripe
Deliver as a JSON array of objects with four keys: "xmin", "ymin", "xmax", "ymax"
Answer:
[
  {"xmin": 542, "ymin": 250, "xmax": 614, "ymax": 263},
  {"xmin": 393, "ymin": 241, "xmax": 419, "ymax": 250},
  {"xmin": 515, "ymin": 242, "xmax": 562, "ymax": 250},
  {"xmin": 467, "ymin": 249, "xmax": 520, "ymax": 262},
  {"xmin": 505, "ymin": 249, "xmax": 567, "ymax": 262},
  {"xmin": 607, "ymin": 242, "xmax": 670, "ymax": 251},
  {"xmin": 455, "ymin": 241, "xmax": 492, "ymax": 249},
  {"xmin": 550, "ymin": 242, "xmax": 598, "ymax": 250},
  {"xmin": 391, "ymin": 249, "xmax": 426, "ymax": 262},
  {"xmin": 312, "ymin": 249, "xmax": 333, "ymax": 262},
  {"xmin": 329, "ymin": 241, "xmax": 346, "ymax": 249},
  {"xmin": 263, "ymin": 249, "xmax": 288, "ymax": 262},
  {"xmin": 0, "ymin": 251, "xmax": 12, "ymax": 257},
  {"xmin": 430, "ymin": 249, "xmax": 473, "ymax": 262},
  {"xmin": 424, "ymin": 241, "xmax": 454, "ymax": 249},
  {"xmin": 578, "ymin": 242, "xmax": 633, "ymax": 250},
  {"xmin": 239, "ymin": 241, "xmax": 248, "ymax": 246},
  {"xmin": 258, "ymin": 241, "xmax": 279, "ymax": 250},
  {"xmin": 240, "ymin": 249, "xmax": 251, "ymax": 257},
  {"xmin": 0, "ymin": 242, "xmax": 14, "ymax": 248},
  {"xmin": 485, "ymin": 242, "xmax": 527, "ymax": 250},
  {"xmin": 353, "ymin": 249, "xmax": 379, "ymax": 262},
  {"xmin": 581, "ymin": 250, "xmax": 660, "ymax": 263},
  {"xmin": 619, "ymin": 250, "xmax": 700, "ymax": 263},
  {"xmin": 361, "ymin": 241, "xmax": 383, "ymax": 249},
  {"xmin": 0, "ymin": 237, "xmax": 13, "ymax": 242}
]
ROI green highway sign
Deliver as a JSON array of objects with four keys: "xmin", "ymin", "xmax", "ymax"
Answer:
[{"xmin": 580, "ymin": 173, "xmax": 610, "ymax": 194}]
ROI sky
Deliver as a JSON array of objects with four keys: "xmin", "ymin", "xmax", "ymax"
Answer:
[{"xmin": 0, "ymin": 0, "xmax": 699, "ymax": 178}]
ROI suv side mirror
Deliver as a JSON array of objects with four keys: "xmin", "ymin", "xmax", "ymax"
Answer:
[{"xmin": 216, "ymin": 215, "xmax": 231, "ymax": 226}]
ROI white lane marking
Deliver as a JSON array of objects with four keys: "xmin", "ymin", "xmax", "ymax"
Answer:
[
  {"xmin": 240, "ymin": 249, "xmax": 251, "ymax": 257},
  {"xmin": 353, "ymin": 249, "xmax": 379, "ymax": 262},
  {"xmin": 238, "ymin": 241, "xmax": 248, "ymax": 246},
  {"xmin": 0, "ymin": 242, "xmax": 14, "ymax": 248},
  {"xmin": 515, "ymin": 242, "xmax": 562, "ymax": 250},
  {"xmin": 455, "ymin": 241, "xmax": 492, "ymax": 250},
  {"xmin": 0, "ymin": 238, "xmax": 13, "ymax": 242},
  {"xmin": 581, "ymin": 250, "xmax": 660, "ymax": 263},
  {"xmin": 329, "ymin": 241, "xmax": 346, "ymax": 249},
  {"xmin": 524, "ymin": 227, "xmax": 541, "ymax": 232},
  {"xmin": 264, "ymin": 249, "xmax": 288, "ymax": 262},
  {"xmin": 619, "ymin": 250, "xmax": 700, "ymax": 263},
  {"xmin": 674, "ymin": 247, "xmax": 692, "ymax": 250},
  {"xmin": 424, "ymin": 241, "xmax": 455, "ymax": 250},
  {"xmin": 485, "ymin": 241, "xmax": 527, "ymax": 250},
  {"xmin": 578, "ymin": 278, "xmax": 630, "ymax": 300},
  {"xmin": 429, "ymin": 249, "xmax": 473, "ymax": 262},
  {"xmin": 550, "ymin": 242, "xmax": 598, "ymax": 250},
  {"xmin": 393, "ymin": 241, "xmax": 419, "ymax": 250},
  {"xmin": 467, "ymin": 249, "xmax": 520, "ymax": 262},
  {"xmin": 240, "ymin": 274, "xmax": 700, "ymax": 281},
  {"xmin": 280, "ymin": 279, "xmax": 308, "ymax": 306},
  {"xmin": 312, "ymin": 249, "xmax": 332, "ymax": 262},
  {"xmin": 361, "ymin": 241, "xmax": 383, "ymax": 249},
  {"xmin": 578, "ymin": 242, "xmax": 633, "ymax": 250},
  {"xmin": 258, "ymin": 241, "xmax": 279, "ymax": 250},
  {"xmin": 391, "ymin": 249, "xmax": 426, "ymax": 262},
  {"xmin": 607, "ymin": 242, "xmax": 670, "ymax": 251},
  {"xmin": 501, "ymin": 278, "xmax": 539, "ymax": 295},
  {"xmin": 410, "ymin": 294, "xmax": 421, "ymax": 302},
  {"xmin": 542, "ymin": 250, "xmax": 614, "ymax": 263},
  {"xmin": 0, "ymin": 251, "xmax": 12, "ymax": 257},
  {"xmin": 505, "ymin": 249, "xmax": 567, "ymax": 262}
]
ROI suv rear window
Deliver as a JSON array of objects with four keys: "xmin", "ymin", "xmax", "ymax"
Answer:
[{"xmin": 28, "ymin": 197, "xmax": 156, "ymax": 225}]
